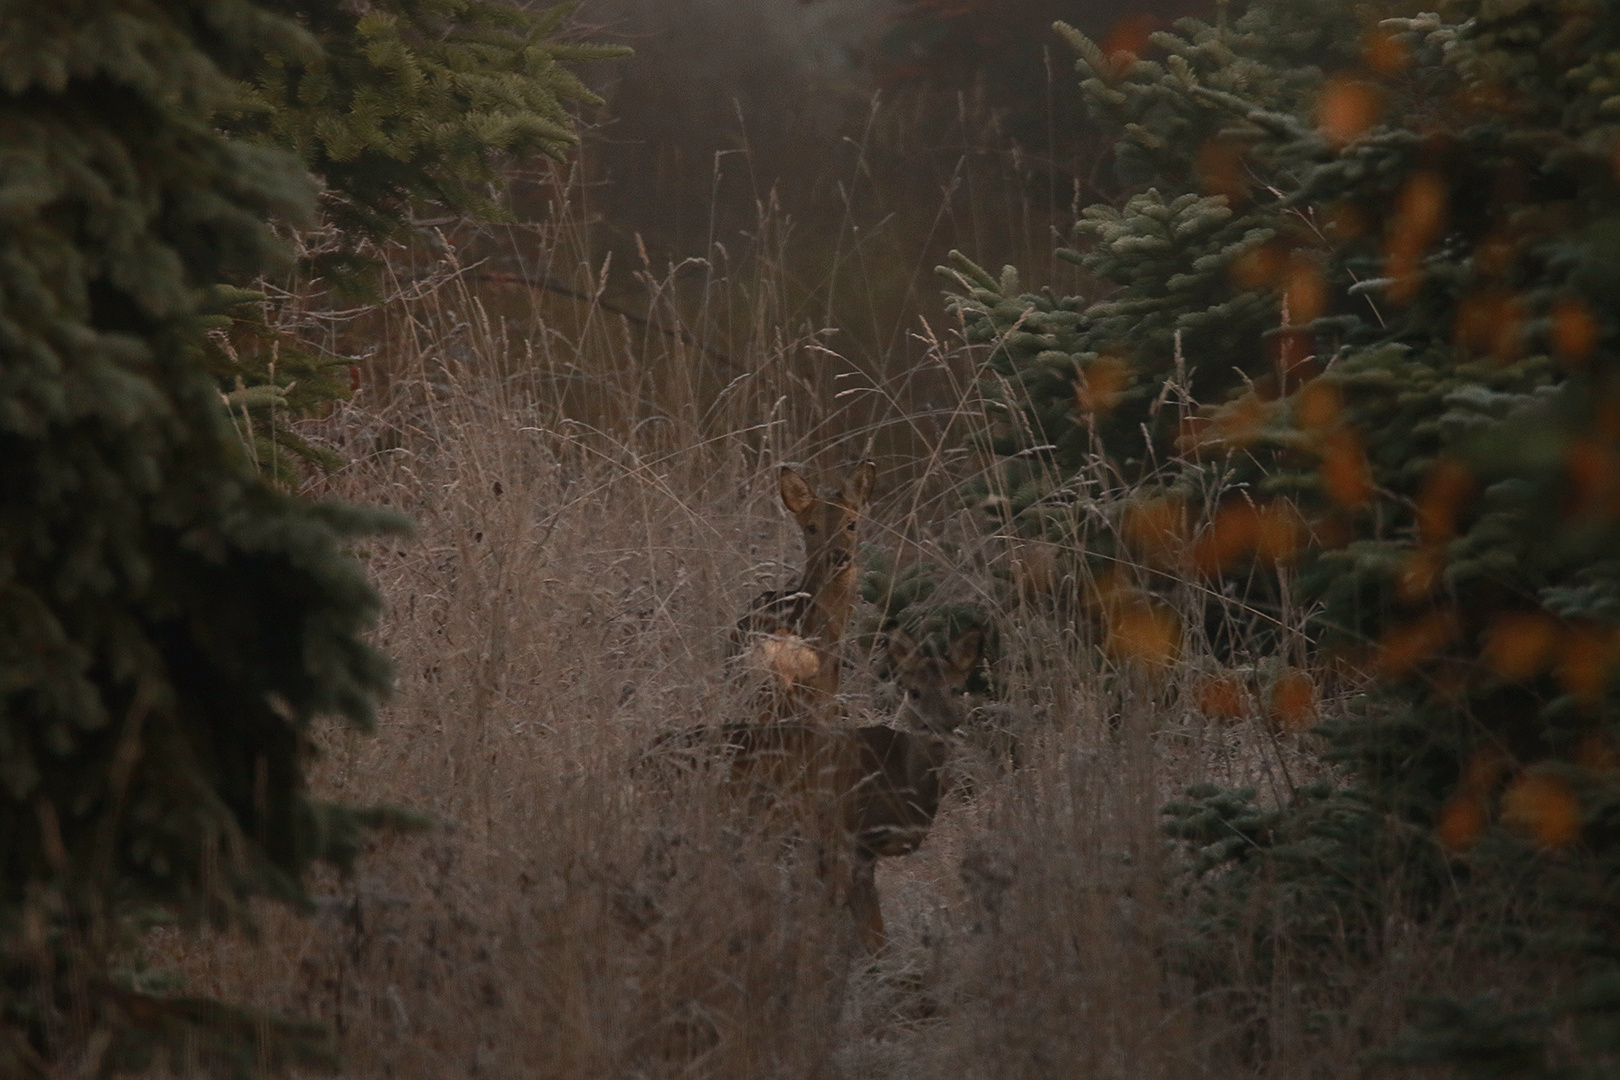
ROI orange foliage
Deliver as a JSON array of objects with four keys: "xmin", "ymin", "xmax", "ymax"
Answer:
[
  {"xmin": 1284, "ymin": 255, "xmax": 1328, "ymax": 324},
  {"xmin": 1106, "ymin": 599, "xmax": 1181, "ymax": 669},
  {"xmin": 1320, "ymin": 430, "xmax": 1374, "ymax": 508},
  {"xmin": 1501, "ymin": 772, "xmax": 1581, "ymax": 848},
  {"xmin": 1374, "ymin": 610, "xmax": 1458, "ymax": 678},
  {"xmin": 1551, "ymin": 299, "xmax": 1598, "ymax": 367},
  {"xmin": 1122, "ymin": 496, "xmax": 1188, "ymax": 568},
  {"xmin": 1455, "ymin": 288, "xmax": 1524, "ymax": 362},
  {"xmin": 1436, "ymin": 747, "xmax": 1511, "ymax": 852},
  {"xmin": 1564, "ymin": 437, "xmax": 1620, "ymax": 520},
  {"xmin": 1414, "ymin": 458, "xmax": 1474, "ymax": 545},
  {"xmin": 1461, "ymin": 745, "xmax": 1512, "ymax": 792},
  {"xmin": 1269, "ymin": 669, "xmax": 1319, "ymax": 732},
  {"xmin": 1436, "ymin": 793, "xmax": 1487, "ymax": 851},
  {"xmin": 1214, "ymin": 393, "xmax": 1268, "ymax": 447},
  {"xmin": 1362, "ymin": 28, "xmax": 1409, "ymax": 74},
  {"xmin": 1196, "ymin": 138, "xmax": 1248, "ymax": 204},
  {"xmin": 1179, "ymin": 394, "xmax": 1270, "ymax": 457},
  {"xmin": 1385, "ymin": 171, "xmax": 1447, "ymax": 303},
  {"xmin": 1308, "ymin": 513, "xmax": 1355, "ymax": 550},
  {"xmin": 1231, "ymin": 243, "xmax": 1285, "ymax": 289},
  {"xmin": 1088, "ymin": 566, "xmax": 1129, "ymax": 610},
  {"xmin": 1195, "ymin": 674, "xmax": 1249, "ymax": 721},
  {"xmin": 1191, "ymin": 503, "xmax": 1260, "ymax": 574},
  {"xmin": 1555, "ymin": 623, "xmax": 1618, "ymax": 702},
  {"xmin": 1188, "ymin": 500, "xmax": 1305, "ymax": 573},
  {"xmin": 1396, "ymin": 546, "xmax": 1444, "ymax": 602},
  {"xmin": 1010, "ymin": 541, "xmax": 1060, "ymax": 599},
  {"xmin": 1575, "ymin": 733, "xmax": 1620, "ymax": 772},
  {"xmin": 1102, "ymin": 14, "xmax": 1157, "ymax": 68},
  {"xmin": 1295, "ymin": 379, "xmax": 1342, "ymax": 433},
  {"xmin": 1253, "ymin": 502, "xmax": 1304, "ymax": 564},
  {"xmin": 1474, "ymin": 232, "xmax": 1517, "ymax": 276},
  {"xmin": 1481, "ymin": 610, "xmax": 1559, "ymax": 681},
  {"xmin": 1075, "ymin": 355, "xmax": 1129, "ymax": 414},
  {"xmin": 1318, "ymin": 77, "xmax": 1381, "ymax": 146},
  {"xmin": 1176, "ymin": 414, "xmax": 1213, "ymax": 452}
]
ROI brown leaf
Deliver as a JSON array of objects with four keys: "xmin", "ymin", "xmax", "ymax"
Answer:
[
  {"xmin": 1415, "ymin": 458, "xmax": 1474, "ymax": 545},
  {"xmin": 1195, "ymin": 674, "xmax": 1249, "ymax": 721},
  {"xmin": 1191, "ymin": 503, "xmax": 1261, "ymax": 575},
  {"xmin": 1268, "ymin": 669, "xmax": 1318, "ymax": 732},
  {"xmin": 1375, "ymin": 610, "xmax": 1459, "ymax": 679},
  {"xmin": 1106, "ymin": 600, "xmax": 1181, "ymax": 670},
  {"xmin": 1254, "ymin": 502, "xmax": 1304, "ymax": 564},
  {"xmin": 1384, "ymin": 172, "xmax": 1447, "ymax": 303},
  {"xmin": 1230, "ymin": 243, "xmax": 1285, "ymax": 289},
  {"xmin": 1295, "ymin": 379, "xmax": 1342, "ymax": 434},
  {"xmin": 1122, "ymin": 496, "xmax": 1189, "ymax": 569},
  {"xmin": 1555, "ymin": 622, "xmax": 1618, "ymax": 702},
  {"xmin": 1455, "ymin": 289, "xmax": 1523, "ymax": 362},
  {"xmin": 1481, "ymin": 611, "xmax": 1559, "ymax": 681},
  {"xmin": 1362, "ymin": 29, "xmax": 1409, "ymax": 74},
  {"xmin": 1320, "ymin": 430, "xmax": 1373, "ymax": 508},
  {"xmin": 1318, "ymin": 77, "xmax": 1381, "ymax": 146},
  {"xmin": 1435, "ymin": 793, "xmax": 1486, "ymax": 852},
  {"xmin": 1075, "ymin": 355, "xmax": 1129, "ymax": 415},
  {"xmin": 1196, "ymin": 138, "xmax": 1248, "ymax": 204},
  {"xmin": 1501, "ymin": 771, "xmax": 1581, "ymax": 848},
  {"xmin": 1564, "ymin": 439, "xmax": 1620, "ymax": 521},
  {"xmin": 1284, "ymin": 255, "xmax": 1327, "ymax": 324},
  {"xmin": 1551, "ymin": 299, "xmax": 1598, "ymax": 367},
  {"xmin": 1396, "ymin": 547, "xmax": 1444, "ymax": 603}
]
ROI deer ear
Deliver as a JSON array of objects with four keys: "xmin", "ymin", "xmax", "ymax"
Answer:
[
  {"xmin": 841, "ymin": 461, "xmax": 876, "ymax": 510},
  {"xmin": 946, "ymin": 627, "xmax": 985, "ymax": 679},
  {"xmin": 886, "ymin": 626, "xmax": 919, "ymax": 668},
  {"xmin": 779, "ymin": 467, "xmax": 815, "ymax": 515}
]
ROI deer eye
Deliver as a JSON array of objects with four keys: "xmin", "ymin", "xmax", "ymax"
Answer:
[
  {"xmin": 845, "ymin": 522, "xmax": 856, "ymax": 531},
  {"xmin": 805, "ymin": 525, "xmax": 818, "ymax": 535}
]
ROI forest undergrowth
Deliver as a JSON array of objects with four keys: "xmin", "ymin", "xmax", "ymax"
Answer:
[{"xmin": 141, "ymin": 158, "xmax": 1534, "ymax": 1077}]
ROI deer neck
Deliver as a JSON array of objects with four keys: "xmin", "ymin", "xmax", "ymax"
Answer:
[{"xmin": 797, "ymin": 557, "xmax": 856, "ymax": 649}]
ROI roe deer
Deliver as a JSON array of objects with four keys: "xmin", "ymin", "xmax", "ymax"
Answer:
[
  {"xmin": 844, "ymin": 624, "xmax": 984, "ymax": 950},
  {"xmin": 650, "ymin": 624, "xmax": 985, "ymax": 952},
  {"xmin": 731, "ymin": 461, "xmax": 876, "ymax": 721}
]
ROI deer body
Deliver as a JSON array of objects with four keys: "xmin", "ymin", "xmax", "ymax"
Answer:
[
  {"xmin": 731, "ymin": 463, "xmax": 875, "ymax": 721},
  {"xmin": 652, "ymin": 625, "xmax": 984, "ymax": 952}
]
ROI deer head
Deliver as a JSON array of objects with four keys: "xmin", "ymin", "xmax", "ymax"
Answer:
[
  {"xmin": 775, "ymin": 461, "xmax": 874, "ymax": 647},
  {"xmin": 886, "ymin": 625, "xmax": 985, "ymax": 734}
]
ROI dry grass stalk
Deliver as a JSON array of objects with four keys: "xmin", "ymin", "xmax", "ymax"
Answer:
[{"xmin": 138, "ymin": 90, "xmax": 1516, "ymax": 1079}]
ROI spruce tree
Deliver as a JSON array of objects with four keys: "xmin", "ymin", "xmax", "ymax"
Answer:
[
  {"xmin": 235, "ymin": 0, "xmax": 627, "ymax": 263},
  {"xmin": 946, "ymin": 0, "xmax": 1620, "ymax": 1070},
  {"xmin": 216, "ymin": 1, "xmax": 629, "ymax": 482},
  {"xmin": 0, "ymin": 3, "xmax": 409, "ymax": 1074}
]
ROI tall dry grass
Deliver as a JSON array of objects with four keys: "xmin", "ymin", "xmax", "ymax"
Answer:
[
  {"xmin": 141, "ymin": 57, "xmax": 1511, "ymax": 1079},
  {"xmin": 148, "ymin": 210, "xmax": 1441, "ymax": 1080}
]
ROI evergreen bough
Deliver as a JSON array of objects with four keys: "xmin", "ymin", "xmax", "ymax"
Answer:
[
  {"xmin": 0, "ymin": 1, "xmax": 620, "ymax": 1074},
  {"xmin": 215, "ymin": 1, "xmax": 628, "ymax": 485},
  {"xmin": 947, "ymin": 0, "xmax": 1620, "ymax": 1071}
]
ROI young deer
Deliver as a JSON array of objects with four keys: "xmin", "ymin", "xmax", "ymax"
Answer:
[
  {"xmin": 844, "ymin": 624, "xmax": 984, "ymax": 950},
  {"xmin": 652, "ymin": 624, "xmax": 985, "ymax": 952},
  {"xmin": 730, "ymin": 461, "xmax": 876, "ymax": 722}
]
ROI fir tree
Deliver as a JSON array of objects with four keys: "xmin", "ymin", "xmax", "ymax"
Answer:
[
  {"xmin": 0, "ymin": 3, "xmax": 416, "ymax": 1074},
  {"xmin": 216, "ymin": 1, "xmax": 629, "ymax": 483},
  {"xmin": 235, "ymin": 0, "xmax": 628, "ymax": 263},
  {"xmin": 946, "ymin": 0, "xmax": 1620, "ymax": 1070}
]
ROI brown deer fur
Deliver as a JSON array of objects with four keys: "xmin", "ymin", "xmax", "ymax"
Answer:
[{"xmin": 730, "ymin": 462, "xmax": 875, "ymax": 721}]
